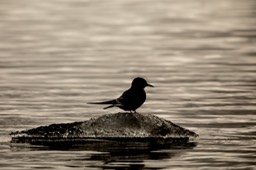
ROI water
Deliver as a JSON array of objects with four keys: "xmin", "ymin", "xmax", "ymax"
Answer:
[{"xmin": 0, "ymin": 0, "xmax": 256, "ymax": 169}]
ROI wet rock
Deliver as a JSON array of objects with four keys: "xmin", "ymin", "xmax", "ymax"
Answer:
[{"xmin": 10, "ymin": 112, "xmax": 198, "ymax": 146}]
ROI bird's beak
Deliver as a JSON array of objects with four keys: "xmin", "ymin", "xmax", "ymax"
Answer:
[{"xmin": 147, "ymin": 83, "xmax": 154, "ymax": 87}]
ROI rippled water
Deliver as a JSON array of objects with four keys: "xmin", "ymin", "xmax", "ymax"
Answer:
[{"xmin": 0, "ymin": 0, "xmax": 256, "ymax": 169}]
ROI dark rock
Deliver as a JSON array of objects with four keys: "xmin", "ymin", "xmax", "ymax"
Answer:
[{"xmin": 10, "ymin": 112, "xmax": 198, "ymax": 147}]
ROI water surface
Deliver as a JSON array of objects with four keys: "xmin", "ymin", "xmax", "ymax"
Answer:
[{"xmin": 0, "ymin": 0, "xmax": 256, "ymax": 169}]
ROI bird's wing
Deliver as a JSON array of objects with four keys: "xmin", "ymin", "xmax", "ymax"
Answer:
[{"xmin": 116, "ymin": 88, "xmax": 133, "ymax": 105}]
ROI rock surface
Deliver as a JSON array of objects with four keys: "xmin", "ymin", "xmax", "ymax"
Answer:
[{"xmin": 10, "ymin": 112, "xmax": 198, "ymax": 146}]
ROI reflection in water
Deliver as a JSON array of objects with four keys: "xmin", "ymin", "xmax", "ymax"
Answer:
[
  {"xmin": 10, "ymin": 142, "xmax": 197, "ymax": 170},
  {"xmin": 0, "ymin": 0, "xmax": 256, "ymax": 169},
  {"xmin": 82, "ymin": 144, "xmax": 195, "ymax": 170}
]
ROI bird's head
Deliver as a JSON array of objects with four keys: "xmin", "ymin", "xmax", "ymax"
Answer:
[{"xmin": 131, "ymin": 77, "xmax": 154, "ymax": 89}]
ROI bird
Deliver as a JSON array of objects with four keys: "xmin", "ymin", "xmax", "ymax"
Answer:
[{"xmin": 88, "ymin": 77, "xmax": 153, "ymax": 112}]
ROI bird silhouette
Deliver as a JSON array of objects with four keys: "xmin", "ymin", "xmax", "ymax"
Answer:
[{"xmin": 88, "ymin": 77, "xmax": 153, "ymax": 112}]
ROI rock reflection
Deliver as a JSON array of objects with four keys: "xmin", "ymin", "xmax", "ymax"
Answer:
[
  {"xmin": 10, "ymin": 141, "xmax": 197, "ymax": 169},
  {"xmin": 81, "ymin": 142, "xmax": 196, "ymax": 169}
]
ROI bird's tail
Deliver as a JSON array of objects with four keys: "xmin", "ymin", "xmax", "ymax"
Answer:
[
  {"xmin": 87, "ymin": 99, "xmax": 117, "ymax": 105},
  {"xmin": 88, "ymin": 99, "xmax": 120, "ymax": 110},
  {"xmin": 103, "ymin": 105, "xmax": 115, "ymax": 109},
  {"xmin": 88, "ymin": 100, "xmax": 116, "ymax": 110}
]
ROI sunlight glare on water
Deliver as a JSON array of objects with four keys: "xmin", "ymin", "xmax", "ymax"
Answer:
[{"xmin": 0, "ymin": 0, "xmax": 256, "ymax": 169}]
